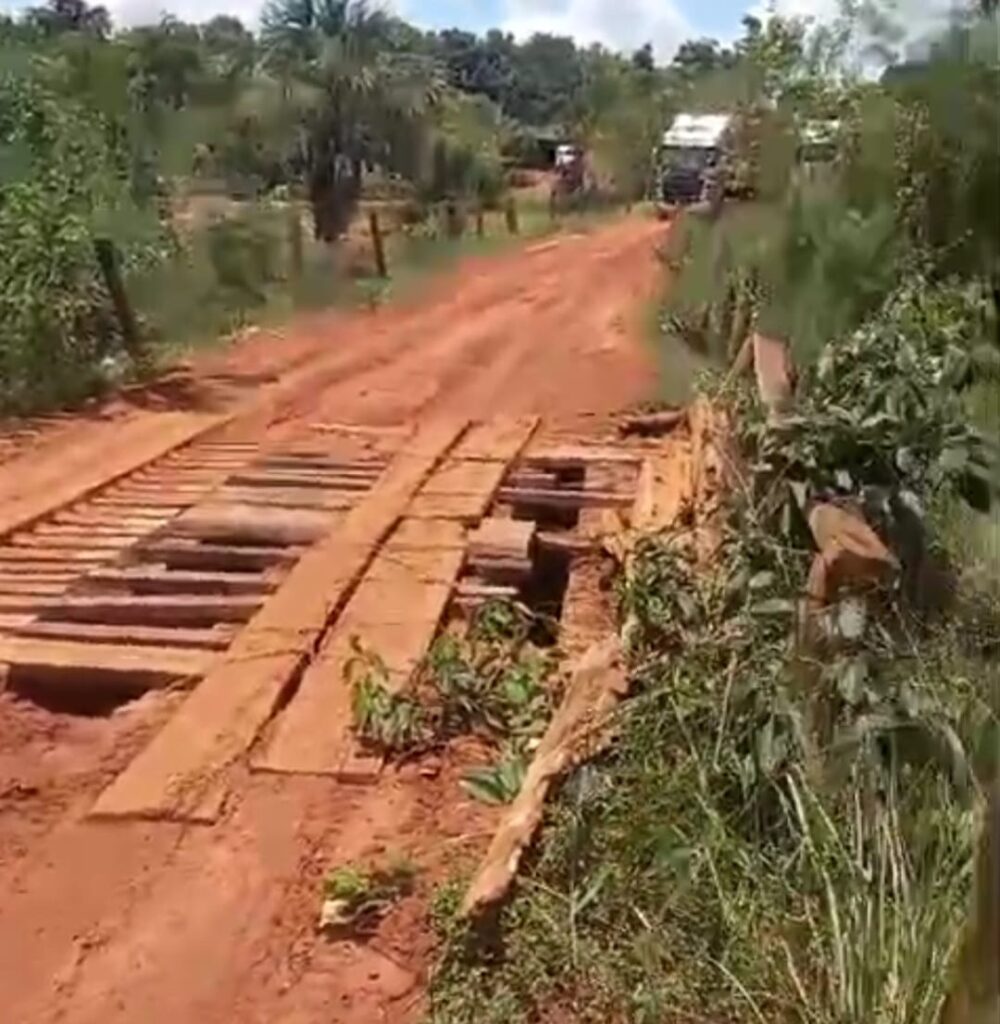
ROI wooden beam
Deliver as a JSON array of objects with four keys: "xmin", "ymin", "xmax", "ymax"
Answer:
[
  {"xmin": 497, "ymin": 487, "xmax": 633, "ymax": 510},
  {"xmin": 0, "ymin": 594, "xmax": 261, "ymax": 624},
  {"xmin": 2, "ymin": 620, "xmax": 234, "ymax": 650}
]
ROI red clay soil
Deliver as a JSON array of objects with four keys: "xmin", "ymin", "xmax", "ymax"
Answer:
[{"xmin": 0, "ymin": 214, "xmax": 668, "ymax": 1024}]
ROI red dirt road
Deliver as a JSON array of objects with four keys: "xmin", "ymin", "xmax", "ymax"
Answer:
[{"xmin": 0, "ymin": 214, "xmax": 667, "ymax": 1024}]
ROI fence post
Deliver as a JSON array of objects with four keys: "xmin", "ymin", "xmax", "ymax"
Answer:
[
  {"xmin": 93, "ymin": 238, "xmax": 141, "ymax": 358},
  {"xmin": 369, "ymin": 210, "xmax": 388, "ymax": 278},
  {"xmin": 476, "ymin": 206, "xmax": 485, "ymax": 239},
  {"xmin": 288, "ymin": 205, "xmax": 304, "ymax": 279},
  {"xmin": 505, "ymin": 196, "xmax": 519, "ymax": 235}
]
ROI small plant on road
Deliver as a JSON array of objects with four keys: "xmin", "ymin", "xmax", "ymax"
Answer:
[{"xmin": 319, "ymin": 855, "xmax": 417, "ymax": 934}]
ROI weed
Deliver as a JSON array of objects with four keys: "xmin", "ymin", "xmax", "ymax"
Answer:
[
  {"xmin": 320, "ymin": 855, "xmax": 418, "ymax": 934},
  {"xmin": 350, "ymin": 601, "xmax": 554, "ymax": 759},
  {"xmin": 460, "ymin": 750, "xmax": 527, "ymax": 806},
  {"xmin": 350, "ymin": 648, "xmax": 431, "ymax": 754}
]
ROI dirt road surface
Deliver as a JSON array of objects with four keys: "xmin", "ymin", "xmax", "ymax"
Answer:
[{"xmin": 0, "ymin": 215, "xmax": 667, "ymax": 1024}]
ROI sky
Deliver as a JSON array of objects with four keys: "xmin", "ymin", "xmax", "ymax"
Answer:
[{"xmin": 0, "ymin": 0, "xmax": 944, "ymax": 61}]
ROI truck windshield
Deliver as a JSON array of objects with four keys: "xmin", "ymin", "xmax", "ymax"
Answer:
[{"xmin": 661, "ymin": 146, "xmax": 715, "ymax": 171}]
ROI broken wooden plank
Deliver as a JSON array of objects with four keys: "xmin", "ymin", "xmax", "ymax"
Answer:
[
  {"xmin": 0, "ymin": 637, "xmax": 213, "ymax": 692},
  {"xmin": 2, "ymin": 620, "xmax": 234, "ymax": 650},
  {"xmin": 462, "ymin": 638, "xmax": 629, "ymax": 919},
  {"xmin": 90, "ymin": 416, "xmax": 467, "ymax": 823},
  {"xmin": 0, "ymin": 593, "xmax": 261, "ymax": 624}
]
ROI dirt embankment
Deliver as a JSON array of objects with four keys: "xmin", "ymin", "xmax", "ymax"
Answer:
[{"xmin": 0, "ymin": 214, "xmax": 668, "ymax": 1024}]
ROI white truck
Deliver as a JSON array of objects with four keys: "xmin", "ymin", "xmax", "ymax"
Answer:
[{"xmin": 655, "ymin": 113, "xmax": 734, "ymax": 210}]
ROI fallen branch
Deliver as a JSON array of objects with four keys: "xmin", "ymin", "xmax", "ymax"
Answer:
[{"xmin": 461, "ymin": 637, "xmax": 628, "ymax": 920}]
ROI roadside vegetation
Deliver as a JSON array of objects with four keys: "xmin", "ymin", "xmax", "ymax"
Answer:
[{"xmin": 429, "ymin": 4, "xmax": 1000, "ymax": 1023}]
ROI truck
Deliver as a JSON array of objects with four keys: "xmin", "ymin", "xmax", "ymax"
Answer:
[{"xmin": 654, "ymin": 113, "xmax": 734, "ymax": 213}]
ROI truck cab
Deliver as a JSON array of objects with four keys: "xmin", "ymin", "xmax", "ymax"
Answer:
[{"xmin": 656, "ymin": 114, "xmax": 732, "ymax": 209}]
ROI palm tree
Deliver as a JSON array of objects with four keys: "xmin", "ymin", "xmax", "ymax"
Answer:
[{"xmin": 261, "ymin": 0, "xmax": 442, "ymax": 240}]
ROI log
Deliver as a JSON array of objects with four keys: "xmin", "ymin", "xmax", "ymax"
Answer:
[
  {"xmin": 81, "ymin": 567, "xmax": 275, "ymax": 596},
  {"xmin": 462, "ymin": 638, "xmax": 629, "ymax": 918},
  {"xmin": 172, "ymin": 504, "xmax": 329, "ymax": 546},
  {"xmin": 136, "ymin": 539, "xmax": 298, "ymax": 572},
  {"xmin": 618, "ymin": 409, "xmax": 687, "ymax": 437}
]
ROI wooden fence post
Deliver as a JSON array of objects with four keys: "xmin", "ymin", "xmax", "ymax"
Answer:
[
  {"xmin": 94, "ymin": 238, "xmax": 141, "ymax": 358},
  {"xmin": 476, "ymin": 206, "xmax": 485, "ymax": 238},
  {"xmin": 505, "ymin": 197, "xmax": 519, "ymax": 235},
  {"xmin": 288, "ymin": 206, "xmax": 304, "ymax": 279},
  {"xmin": 369, "ymin": 210, "xmax": 388, "ymax": 278}
]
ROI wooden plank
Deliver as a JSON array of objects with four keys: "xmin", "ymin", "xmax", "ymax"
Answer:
[
  {"xmin": 135, "ymin": 539, "xmax": 297, "ymax": 572},
  {"xmin": 406, "ymin": 491, "xmax": 496, "ymax": 522},
  {"xmin": 81, "ymin": 567, "xmax": 275, "ymax": 596},
  {"xmin": 524, "ymin": 445, "xmax": 643, "ymax": 467},
  {"xmin": 88, "ymin": 496, "xmax": 191, "ymax": 510},
  {"xmin": 0, "ymin": 637, "xmax": 212, "ymax": 692},
  {"xmin": 2, "ymin": 620, "xmax": 234, "ymax": 650},
  {"xmin": 90, "ymin": 416, "xmax": 466, "ymax": 823},
  {"xmin": 256, "ymin": 521, "xmax": 465, "ymax": 777},
  {"xmin": 32, "ymin": 524, "xmax": 150, "ymax": 539},
  {"xmin": 212, "ymin": 488, "xmax": 351, "ymax": 511},
  {"xmin": 0, "ymin": 580, "xmax": 69, "ymax": 596},
  {"xmin": 53, "ymin": 512, "xmax": 171, "ymax": 530},
  {"xmin": 451, "ymin": 416, "xmax": 540, "ymax": 461},
  {"xmin": 0, "ymin": 594, "xmax": 261, "ymax": 624},
  {"xmin": 497, "ymin": 487, "xmax": 633, "ymax": 509},
  {"xmin": 225, "ymin": 472, "xmax": 371, "ymax": 491},
  {"xmin": 0, "ymin": 412, "xmax": 227, "ymax": 541},
  {"xmin": 416, "ymin": 459, "xmax": 507, "ymax": 497},
  {"xmin": 8, "ymin": 534, "xmax": 139, "ymax": 550},
  {"xmin": 0, "ymin": 547, "xmax": 107, "ymax": 563},
  {"xmin": 468, "ymin": 518, "xmax": 535, "ymax": 561}
]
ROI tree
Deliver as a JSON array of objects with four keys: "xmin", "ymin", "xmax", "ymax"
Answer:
[
  {"xmin": 25, "ymin": 0, "xmax": 110, "ymax": 39},
  {"xmin": 631, "ymin": 42, "xmax": 655, "ymax": 72},
  {"xmin": 261, "ymin": 0, "xmax": 443, "ymax": 240}
]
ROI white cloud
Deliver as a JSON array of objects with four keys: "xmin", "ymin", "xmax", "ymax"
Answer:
[
  {"xmin": 503, "ymin": 0, "xmax": 692, "ymax": 62},
  {"xmin": 105, "ymin": 0, "xmax": 262, "ymax": 27}
]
